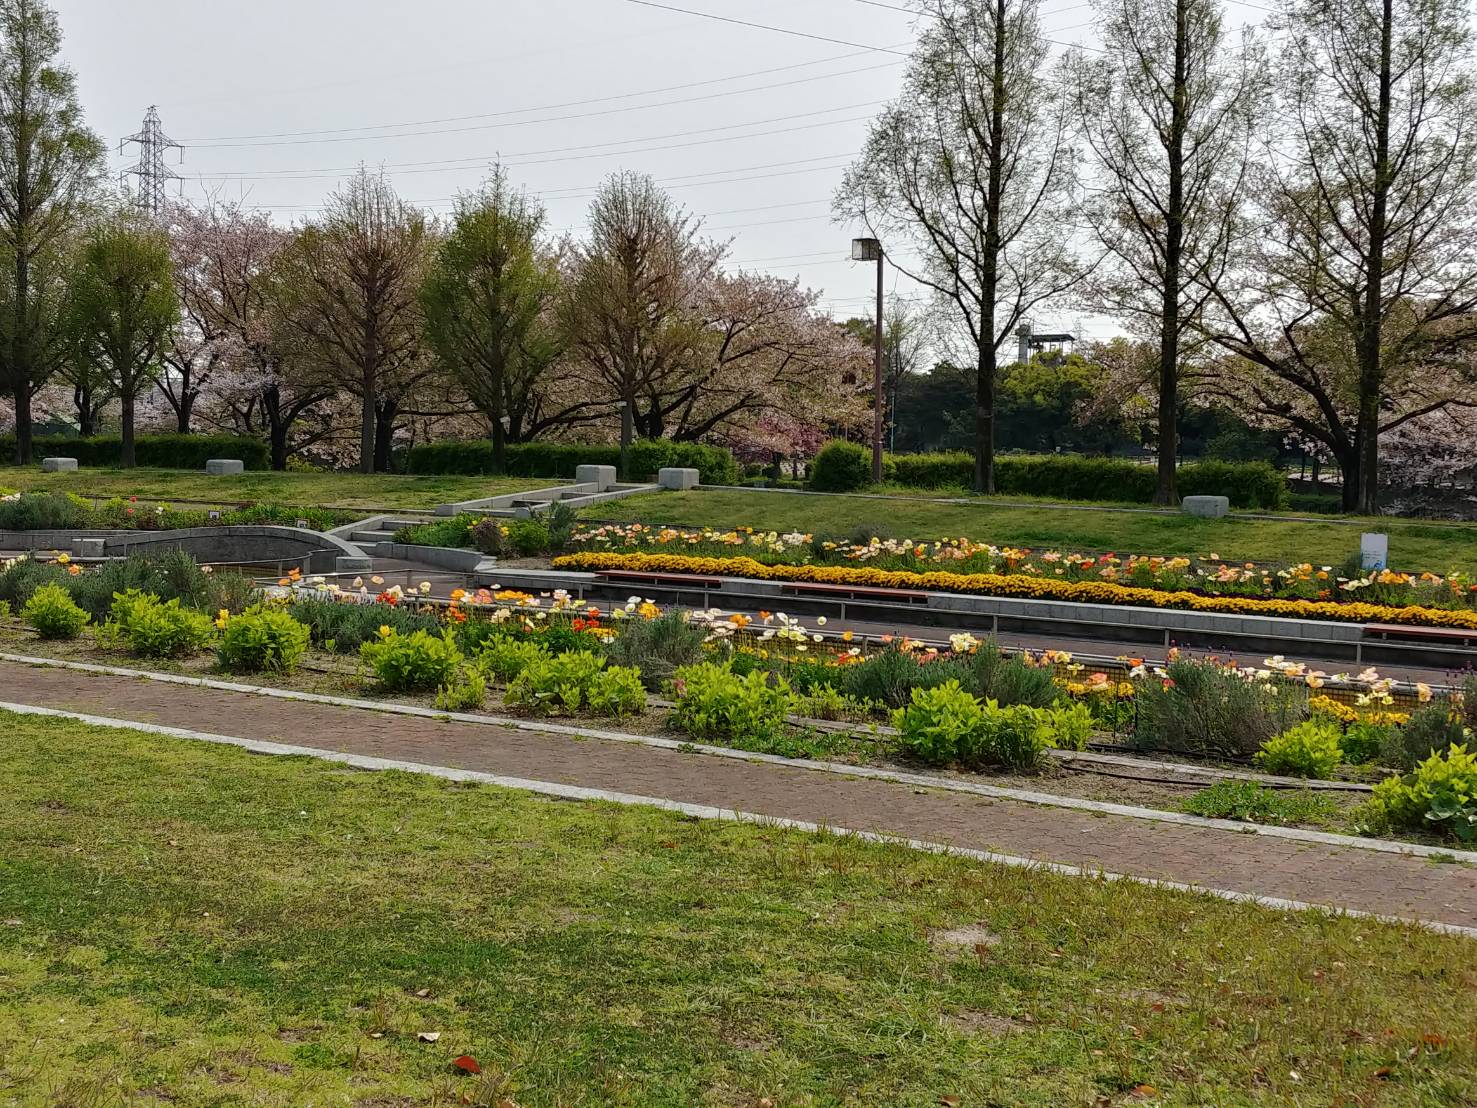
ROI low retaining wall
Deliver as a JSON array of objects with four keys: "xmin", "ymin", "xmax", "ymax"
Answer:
[{"xmin": 1, "ymin": 525, "xmax": 362, "ymax": 575}]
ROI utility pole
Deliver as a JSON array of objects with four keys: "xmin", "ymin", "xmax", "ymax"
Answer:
[
  {"xmin": 852, "ymin": 237, "xmax": 885, "ymax": 483},
  {"xmin": 121, "ymin": 106, "xmax": 183, "ymax": 217}
]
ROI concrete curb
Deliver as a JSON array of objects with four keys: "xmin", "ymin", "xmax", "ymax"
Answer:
[
  {"xmin": 3, "ymin": 698, "xmax": 1471, "ymax": 939},
  {"xmin": 1, "ymin": 651, "xmax": 1465, "ymax": 866}
]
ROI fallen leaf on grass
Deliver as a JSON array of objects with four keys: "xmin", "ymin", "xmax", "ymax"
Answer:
[
  {"xmin": 414, "ymin": 987, "xmax": 432, "ymax": 998},
  {"xmin": 939, "ymin": 1097, "xmax": 962, "ymax": 1107},
  {"xmin": 452, "ymin": 1054, "xmax": 481, "ymax": 1074},
  {"xmin": 417, "ymin": 1031, "xmax": 441, "ymax": 1043},
  {"xmin": 1128, "ymin": 1085, "xmax": 1158, "ymax": 1099},
  {"xmin": 1421, "ymin": 1032, "xmax": 1448, "ymax": 1049}
]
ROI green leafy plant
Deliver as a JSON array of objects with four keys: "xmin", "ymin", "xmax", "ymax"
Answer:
[
  {"xmin": 507, "ymin": 518, "xmax": 551, "ymax": 557},
  {"xmin": 475, "ymin": 637, "xmax": 549, "ymax": 683},
  {"xmin": 106, "ymin": 590, "xmax": 216, "ymax": 659},
  {"xmin": 670, "ymin": 661, "xmax": 792, "ymax": 746},
  {"xmin": 837, "ymin": 647, "xmax": 970, "ymax": 708},
  {"xmin": 891, "ymin": 681, "xmax": 985, "ymax": 765},
  {"xmin": 505, "ymin": 651, "xmax": 644, "ymax": 717},
  {"xmin": 435, "ymin": 668, "xmax": 487, "ymax": 711},
  {"xmin": 1181, "ymin": 780, "xmax": 1340, "ymax": 826},
  {"xmin": 21, "ymin": 582, "xmax": 89, "ymax": 640},
  {"xmin": 360, "ymin": 628, "xmax": 464, "ymax": 693},
  {"xmin": 1369, "ymin": 744, "xmax": 1477, "ymax": 842},
  {"xmin": 217, "ymin": 605, "xmax": 311, "ymax": 674},
  {"xmin": 1255, "ymin": 719, "xmax": 1344, "ymax": 779},
  {"xmin": 1340, "ymin": 719, "xmax": 1391, "ymax": 765},
  {"xmin": 290, "ymin": 598, "xmax": 441, "ymax": 654},
  {"xmin": 792, "ymin": 684, "xmax": 876, "ymax": 722},
  {"xmin": 1038, "ymin": 702, "xmax": 1094, "ymax": 752}
]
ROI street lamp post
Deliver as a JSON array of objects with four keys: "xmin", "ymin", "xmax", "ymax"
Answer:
[{"xmin": 851, "ymin": 237, "xmax": 885, "ymax": 484}]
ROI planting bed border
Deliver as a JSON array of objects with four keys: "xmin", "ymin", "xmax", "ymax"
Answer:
[{"xmin": 3, "ymin": 651, "xmax": 1462, "ymax": 866}]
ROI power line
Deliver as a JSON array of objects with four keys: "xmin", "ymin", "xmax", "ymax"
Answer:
[
  {"xmin": 189, "ymin": 106, "xmax": 879, "ymax": 183},
  {"xmin": 180, "ymin": 49, "xmax": 907, "ymax": 146},
  {"xmin": 622, "ymin": 0, "xmax": 914, "ymax": 56},
  {"xmin": 181, "ymin": 60, "xmax": 904, "ymax": 151}
]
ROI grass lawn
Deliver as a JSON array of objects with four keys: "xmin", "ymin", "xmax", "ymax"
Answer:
[
  {"xmin": 589, "ymin": 489, "xmax": 1477, "ymax": 576},
  {"xmin": 2, "ymin": 714, "xmax": 1475, "ymax": 1106},
  {"xmin": 0, "ymin": 466, "xmax": 546, "ymax": 511}
]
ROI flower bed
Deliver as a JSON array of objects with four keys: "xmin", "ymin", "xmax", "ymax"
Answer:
[{"xmin": 553, "ymin": 550, "xmax": 1477, "ymax": 631}]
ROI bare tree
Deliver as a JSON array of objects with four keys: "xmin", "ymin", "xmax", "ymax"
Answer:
[
  {"xmin": 277, "ymin": 169, "xmax": 431, "ymax": 473},
  {"xmin": 838, "ymin": 0, "xmax": 1082, "ymax": 493},
  {"xmin": 1071, "ymin": 0, "xmax": 1262, "ymax": 503},
  {"xmin": 0, "ymin": 0, "xmax": 103, "ymax": 462},
  {"xmin": 561, "ymin": 171, "xmax": 722, "ymax": 439},
  {"xmin": 1197, "ymin": 0, "xmax": 1477, "ymax": 512}
]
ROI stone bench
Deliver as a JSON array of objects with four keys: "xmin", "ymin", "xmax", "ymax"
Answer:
[
  {"xmin": 658, "ymin": 467, "xmax": 700, "ymax": 491},
  {"xmin": 205, "ymin": 458, "xmax": 244, "ymax": 476},
  {"xmin": 1181, "ymin": 495, "xmax": 1229, "ymax": 519},
  {"xmin": 41, "ymin": 457, "xmax": 77, "ymax": 473}
]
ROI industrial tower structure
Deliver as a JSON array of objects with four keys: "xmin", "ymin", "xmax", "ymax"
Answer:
[{"xmin": 120, "ymin": 106, "xmax": 183, "ymax": 216}]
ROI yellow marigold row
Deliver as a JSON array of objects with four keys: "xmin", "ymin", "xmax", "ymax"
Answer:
[{"xmin": 550, "ymin": 551, "xmax": 1477, "ymax": 631}]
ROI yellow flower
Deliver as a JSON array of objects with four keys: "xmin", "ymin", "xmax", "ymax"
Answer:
[
  {"xmin": 55, "ymin": 552, "xmax": 70, "ymax": 564},
  {"xmin": 419, "ymin": 582, "xmax": 432, "ymax": 595},
  {"xmin": 377, "ymin": 625, "xmax": 393, "ymax": 639},
  {"xmin": 1417, "ymin": 682, "xmax": 1433, "ymax": 703},
  {"xmin": 841, "ymin": 630, "xmax": 854, "ymax": 642}
]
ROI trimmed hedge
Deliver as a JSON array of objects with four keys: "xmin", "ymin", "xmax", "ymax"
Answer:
[
  {"xmin": 405, "ymin": 438, "xmax": 739, "ymax": 485},
  {"xmin": 883, "ymin": 452, "xmax": 1289, "ymax": 510},
  {"xmin": 809, "ymin": 439, "xmax": 872, "ymax": 492},
  {"xmin": 0, "ymin": 433, "xmax": 270, "ymax": 471}
]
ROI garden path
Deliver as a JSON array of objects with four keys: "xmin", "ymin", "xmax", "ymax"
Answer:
[{"xmin": 1, "ymin": 657, "xmax": 1472, "ymax": 933}]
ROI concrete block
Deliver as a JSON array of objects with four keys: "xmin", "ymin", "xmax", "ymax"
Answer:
[
  {"xmin": 41, "ymin": 457, "xmax": 77, "ymax": 473},
  {"xmin": 71, "ymin": 537, "xmax": 105, "ymax": 559},
  {"xmin": 575, "ymin": 464, "xmax": 618, "ymax": 492},
  {"xmin": 1181, "ymin": 495, "xmax": 1229, "ymax": 519},
  {"xmin": 206, "ymin": 458, "xmax": 244, "ymax": 476},
  {"xmin": 659, "ymin": 467, "xmax": 700, "ymax": 491},
  {"xmin": 335, "ymin": 555, "xmax": 373, "ymax": 574}
]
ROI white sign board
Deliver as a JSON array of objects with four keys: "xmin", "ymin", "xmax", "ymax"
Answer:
[{"xmin": 1360, "ymin": 532, "xmax": 1388, "ymax": 571}]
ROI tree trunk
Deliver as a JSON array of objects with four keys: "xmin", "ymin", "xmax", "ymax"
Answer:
[
  {"xmin": 74, "ymin": 383, "xmax": 94, "ymax": 437},
  {"xmin": 359, "ymin": 386, "xmax": 376, "ymax": 474},
  {"xmin": 491, "ymin": 414, "xmax": 506, "ymax": 475},
  {"xmin": 973, "ymin": 342, "xmax": 996, "ymax": 494},
  {"xmin": 373, "ymin": 400, "xmax": 397, "ymax": 473},
  {"xmin": 176, "ymin": 392, "xmax": 194, "ymax": 434},
  {"xmin": 263, "ymin": 384, "xmax": 290, "ymax": 471},
  {"xmin": 120, "ymin": 391, "xmax": 136, "ymax": 468},
  {"xmin": 12, "ymin": 385, "xmax": 32, "ymax": 464},
  {"xmin": 1337, "ymin": 449, "xmax": 1360, "ymax": 512}
]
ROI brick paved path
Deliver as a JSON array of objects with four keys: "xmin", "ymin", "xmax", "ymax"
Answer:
[{"xmin": 2, "ymin": 659, "xmax": 1473, "ymax": 931}]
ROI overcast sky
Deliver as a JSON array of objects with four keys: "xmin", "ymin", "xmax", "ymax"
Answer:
[{"xmin": 49, "ymin": 0, "xmax": 1253, "ymax": 337}]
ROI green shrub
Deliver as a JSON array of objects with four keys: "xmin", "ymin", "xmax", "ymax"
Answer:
[
  {"xmin": 505, "ymin": 651, "xmax": 645, "ymax": 717},
  {"xmin": 792, "ymin": 684, "xmax": 876, "ymax": 722},
  {"xmin": 435, "ymin": 669, "xmax": 487, "ymax": 711},
  {"xmin": 21, "ymin": 583, "xmax": 89, "ymax": 639},
  {"xmin": 1255, "ymin": 720, "xmax": 1343, "ymax": 778},
  {"xmin": 1384, "ymin": 706, "xmax": 1470, "ymax": 771},
  {"xmin": 1369, "ymin": 744, "xmax": 1477, "ymax": 842},
  {"xmin": 106, "ymin": 590, "xmax": 217, "ymax": 658},
  {"xmin": 542, "ymin": 501, "xmax": 579, "ymax": 554},
  {"xmin": 360, "ymin": 628, "xmax": 464, "ymax": 693},
  {"xmin": 392, "ymin": 514, "xmax": 479, "ymax": 549},
  {"xmin": 963, "ymin": 642, "xmax": 1060, "ymax": 708},
  {"xmin": 290, "ymin": 599, "xmax": 441, "ymax": 654},
  {"xmin": 475, "ymin": 637, "xmax": 549, "ymax": 683},
  {"xmin": 0, "ymin": 433, "xmax": 269, "ymax": 469},
  {"xmin": 217, "ymin": 605, "xmax": 311, "ymax": 673},
  {"xmin": 1134, "ymin": 660, "xmax": 1307, "ymax": 758},
  {"xmin": 670, "ymin": 661, "xmax": 792, "ymax": 745},
  {"xmin": 1181, "ymin": 780, "xmax": 1340, "ymax": 826},
  {"xmin": 879, "ymin": 452, "xmax": 1289, "ymax": 508},
  {"xmin": 507, "ymin": 518, "xmax": 551, "ymax": 557},
  {"xmin": 404, "ymin": 439, "xmax": 738, "ymax": 484},
  {"xmin": 837, "ymin": 647, "xmax": 971, "ymax": 708},
  {"xmin": 603, "ymin": 608, "xmax": 706, "ymax": 690},
  {"xmin": 0, "ymin": 551, "xmax": 247, "ymax": 622},
  {"xmin": 809, "ymin": 439, "xmax": 872, "ymax": 492},
  {"xmin": 0, "ymin": 491, "xmax": 91, "ymax": 530},
  {"xmin": 1341, "ymin": 719, "xmax": 1390, "ymax": 765}
]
